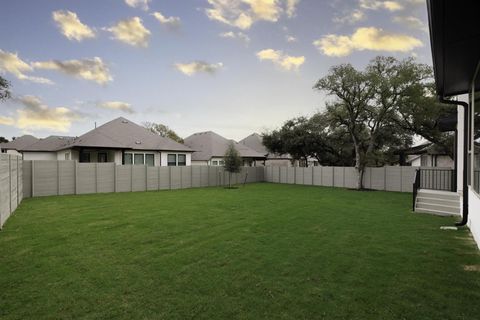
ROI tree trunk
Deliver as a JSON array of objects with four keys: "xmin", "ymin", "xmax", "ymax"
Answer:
[
  {"xmin": 352, "ymin": 137, "xmax": 363, "ymax": 190},
  {"xmin": 229, "ymin": 172, "xmax": 231, "ymax": 188}
]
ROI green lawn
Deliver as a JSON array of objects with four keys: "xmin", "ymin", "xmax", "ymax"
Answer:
[{"xmin": 1, "ymin": 183, "xmax": 479, "ymax": 319}]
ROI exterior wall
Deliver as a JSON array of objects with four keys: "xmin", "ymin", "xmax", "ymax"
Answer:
[
  {"xmin": 4, "ymin": 150, "xmax": 22, "ymax": 156},
  {"xmin": 160, "ymin": 151, "xmax": 192, "ymax": 166},
  {"xmin": 410, "ymin": 156, "xmax": 421, "ymax": 167},
  {"xmin": 265, "ymin": 159, "xmax": 292, "ymax": 167},
  {"xmin": 436, "ymin": 155, "xmax": 454, "ymax": 168},
  {"xmin": 22, "ymin": 152, "xmax": 56, "ymax": 161},
  {"xmin": 0, "ymin": 154, "xmax": 22, "ymax": 228},
  {"xmin": 468, "ymin": 188, "xmax": 480, "ymax": 250},
  {"xmin": 191, "ymin": 160, "xmax": 208, "ymax": 166}
]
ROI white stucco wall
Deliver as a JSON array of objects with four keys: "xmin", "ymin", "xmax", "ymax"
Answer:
[
  {"xmin": 22, "ymin": 152, "xmax": 57, "ymax": 160},
  {"xmin": 468, "ymin": 189, "xmax": 480, "ymax": 250},
  {"xmin": 191, "ymin": 160, "xmax": 208, "ymax": 166}
]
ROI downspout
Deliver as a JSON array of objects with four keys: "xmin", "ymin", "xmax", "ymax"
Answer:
[{"xmin": 438, "ymin": 97, "xmax": 469, "ymax": 226}]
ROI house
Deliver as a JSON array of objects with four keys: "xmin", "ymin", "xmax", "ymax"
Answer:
[
  {"xmin": 239, "ymin": 133, "xmax": 293, "ymax": 166},
  {"xmin": 401, "ymin": 143, "xmax": 454, "ymax": 168},
  {"xmin": 184, "ymin": 131, "xmax": 266, "ymax": 166},
  {"xmin": 17, "ymin": 117, "xmax": 193, "ymax": 166},
  {"xmin": 427, "ymin": 0, "xmax": 480, "ymax": 247},
  {"xmin": 0, "ymin": 135, "xmax": 39, "ymax": 156}
]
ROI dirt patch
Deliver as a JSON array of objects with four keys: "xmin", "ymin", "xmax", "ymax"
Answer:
[{"xmin": 463, "ymin": 265, "xmax": 480, "ymax": 272}]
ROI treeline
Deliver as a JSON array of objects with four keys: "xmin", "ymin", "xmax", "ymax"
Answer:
[{"xmin": 263, "ymin": 56, "xmax": 456, "ymax": 189}]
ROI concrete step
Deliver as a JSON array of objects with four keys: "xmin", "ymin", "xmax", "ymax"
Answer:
[
  {"xmin": 416, "ymin": 203, "xmax": 460, "ymax": 215},
  {"xmin": 415, "ymin": 207, "xmax": 458, "ymax": 217},
  {"xmin": 416, "ymin": 196, "xmax": 460, "ymax": 206},
  {"xmin": 417, "ymin": 189, "xmax": 459, "ymax": 201}
]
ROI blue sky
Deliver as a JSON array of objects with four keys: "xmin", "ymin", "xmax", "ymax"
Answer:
[{"xmin": 0, "ymin": 0, "xmax": 430, "ymax": 141}]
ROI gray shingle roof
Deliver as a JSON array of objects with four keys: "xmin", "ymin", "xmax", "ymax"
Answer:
[
  {"xmin": 20, "ymin": 136, "xmax": 75, "ymax": 152},
  {"xmin": 239, "ymin": 133, "xmax": 291, "ymax": 160},
  {"xmin": 184, "ymin": 131, "xmax": 266, "ymax": 161},
  {"xmin": 0, "ymin": 135, "xmax": 38, "ymax": 151},
  {"xmin": 66, "ymin": 117, "xmax": 192, "ymax": 152}
]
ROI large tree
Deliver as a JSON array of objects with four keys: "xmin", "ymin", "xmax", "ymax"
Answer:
[
  {"xmin": 0, "ymin": 76, "xmax": 11, "ymax": 101},
  {"xmin": 315, "ymin": 57, "xmax": 424, "ymax": 189},
  {"xmin": 143, "ymin": 122, "xmax": 184, "ymax": 143}
]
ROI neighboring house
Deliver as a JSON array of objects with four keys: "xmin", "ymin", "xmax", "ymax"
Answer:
[
  {"xmin": 18, "ymin": 117, "xmax": 193, "ymax": 166},
  {"xmin": 239, "ymin": 133, "xmax": 293, "ymax": 167},
  {"xmin": 0, "ymin": 135, "xmax": 39, "ymax": 156},
  {"xmin": 402, "ymin": 143, "xmax": 454, "ymax": 168},
  {"xmin": 20, "ymin": 136, "xmax": 76, "ymax": 160},
  {"xmin": 184, "ymin": 131, "xmax": 266, "ymax": 166}
]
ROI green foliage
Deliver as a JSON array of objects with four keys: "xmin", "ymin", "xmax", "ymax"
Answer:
[
  {"xmin": 223, "ymin": 142, "xmax": 242, "ymax": 174},
  {"xmin": 0, "ymin": 137, "xmax": 9, "ymax": 143},
  {"xmin": 1, "ymin": 184, "xmax": 479, "ymax": 319},
  {"xmin": 0, "ymin": 76, "xmax": 11, "ymax": 101},
  {"xmin": 143, "ymin": 122, "xmax": 184, "ymax": 143}
]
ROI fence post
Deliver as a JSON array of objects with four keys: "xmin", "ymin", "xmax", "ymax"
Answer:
[
  {"xmin": 130, "ymin": 164, "xmax": 133, "ymax": 192},
  {"xmin": 145, "ymin": 165, "xmax": 148, "ymax": 191},
  {"xmin": 180, "ymin": 166, "xmax": 183, "ymax": 189},
  {"xmin": 294, "ymin": 166, "xmax": 297, "ymax": 184},
  {"xmin": 114, "ymin": 164, "xmax": 117, "ymax": 193},
  {"xmin": 169, "ymin": 166, "xmax": 172, "ymax": 190},
  {"xmin": 95, "ymin": 163, "xmax": 98, "ymax": 194},
  {"xmin": 74, "ymin": 161, "xmax": 78, "ymax": 195},
  {"xmin": 384, "ymin": 166, "xmax": 387, "ymax": 191},
  {"xmin": 57, "ymin": 160, "xmax": 60, "ymax": 195},
  {"xmin": 400, "ymin": 166, "xmax": 403, "ymax": 192},
  {"xmin": 16, "ymin": 156, "xmax": 19, "ymax": 205},
  {"xmin": 207, "ymin": 166, "xmax": 210, "ymax": 187},
  {"xmin": 8, "ymin": 155, "xmax": 11, "ymax": 214},
  {"xmin": 157, "ymin": 166, "xmax": 160, "ymax": 190},
  {"xmin": 343, "ymin": 167, "xmax": 346, "ymax": 187},
  {"xmin": 31, "ymin": 160, "xmax": 35, "ymax": 197},
  {"xmin": 332, "ymin": 167, "xmax": 335, "ymax": 187}
]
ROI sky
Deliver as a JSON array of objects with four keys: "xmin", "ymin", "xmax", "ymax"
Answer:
[{"xmin": 0, "ymin": 0, "xmax": 431, "ymax": 141}]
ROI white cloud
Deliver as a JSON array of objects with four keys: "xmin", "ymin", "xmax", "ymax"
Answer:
[
  {"xmin": 0, "ymin": 49, "xmax": 53, "ymax": 84},
  {"xmin": 97, "ymin": 101, "xmax": 134, "ymax": 113},
  {"xmin": 32, "ymin": 57, "xmax": 112, "ymax": 85},
  {"xmin": 152, "ymin": 11, "xmax": 181, "ymax": 29},
  {"xmin": 359, "ymin": 0, "xmax": 403, "ymax": 11},
  {"xmin": 219, "ymin": 31, "xmax": 251, "ymax": 43},
  {"xmin": 0, "ymin": 116, "xmax": 15, "ymax": 126},
  {"xmin": 333, "ymin": 9, "xmax": 365, "ymax": 24},
  {"xmin": 6, "ymin": 95, "xmax": 83, "ymax": 132},
  {"xmin": 205, "ymin": 0, "xmax": 299, "ymax": 30},
  {"xmin": 52, "ymin": 10, "xmax": 95, "ymax": 41},
  {"xmin": 256, "ymin": 49, "xmax": 305, "ymax": 71},
  {"xmin": 174, "ymin": 61, "xmax": 223, "ymax": 76},
  {"xmin": 313, "ymin": 27, "xmax": 422, "ymax": 57},
  {"xmin": 286, "ymin": 35, "xmax": 297, "ymax": 42},
  {"xmin": 124, "ymin": 0, "xmax": 150, "ymax": 11},
  {"xmin": 393, "ymin": 15, "xmax": 428, "ymax": 32},
  {"xmin": 106, "ymin": 17, "xmax": 150, "ymax": 47}
]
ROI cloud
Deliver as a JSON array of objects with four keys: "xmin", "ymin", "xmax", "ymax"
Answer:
[
  {"xmin": 205, "ymin": 0, "xmax": 299, "ymax": 30},
  {"xmin": 0, "ymin": 116, "xmax": 15, "ymax": 126},
  {"xmin": 97, "ymin": 101, "xmax": 134, "ymax": 113},
  {"xmin": 359, "ymin": 0, "xmax": 403, "ymax": 11},
  {"xmin": 125, "ymin": 0, "xmax": 150, "ymax": 11},
  {"xmin": 286, "ymin": 35, "xmax": 297, "ymax": 42},
  {"xmin": 333, "ymin": 9, "xmax": 365, "ymax": 24},
  {"xmin": 256, "ymin": 49, "xmax": 305, "ymax": 71},
  {"xmin": 393, "ymin": 15, "xmax": 428, "ymax": 32},
  {"xmin": 52, "ymin": 10, "xmax": 95, "ymax": 41},
  {"xmin": 0, "ymin": 49, "xmax": 53, "ymax": 84},
  {"xmin": 32, "ymin": 57, "xmax": 112, "ymax": 85},
  {"xmin": 152, "ymin": 11, "xmax": 181, "ymax": 30},
  {"xmin": 106, "ymin": 17, "xmax": 150, "ymax": 47},
  {"xmin": 219, "ymin": 31, "xmax": 251, "ymax": 43},
  {"xmin": 5, "ymin": 95, "xmax": 83, "ymax": 132},
  {"xmin": 313, "ymin": 27, "xmax": 422, "ymax": 57},
  {"xmin": 174, "ymin": 61, "xmax": 223, "ymax": 76}
]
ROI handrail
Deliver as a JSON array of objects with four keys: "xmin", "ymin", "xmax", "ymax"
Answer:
[
  {"xmin": 412, "ymin": 169, "xmax": 420, "ymax": 211},
  {"xmin": 418, "ymin": 168, "xmax": 455, "ymax": 192}
]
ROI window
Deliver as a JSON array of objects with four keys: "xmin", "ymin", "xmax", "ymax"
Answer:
[
  {"xmin": 134, "ymin": 154, "xmax": 144, "ymax": 165},
  {"xmin": 79, "ymin": 152, "xmax": 90, "ymax": 163},
  {"xmin": 168, "ymin": 154, "xmax": 177, "ymax": 166},
  {"xmin": 124, "ymin": 153, "xmax": 133, "ymax": 165},
  {"xmin": 98, "ymin": 152, "xmax": 107, "ymax": 163},
  {"xmin": 64, "ymin": 153, "xmax": 70, "ymax": 160},
  {"xmin": 212, "ymin": 160, "xmax": 218, "ymax": 166},
  {"xmin": 219, "ymin": 160, "xmax": 225, "ymax": 166},
  {"xmin": 178, "ymin": 154, "xmax": 186, "ymax": 166},
  {"xmin": 145, "ymin": 154, "xmax": 155, "ymax": 166}
]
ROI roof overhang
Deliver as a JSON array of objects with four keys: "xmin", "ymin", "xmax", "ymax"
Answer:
[{"xmin": 427, "ymin": 0, "xmax": 480, "ymax": 97}]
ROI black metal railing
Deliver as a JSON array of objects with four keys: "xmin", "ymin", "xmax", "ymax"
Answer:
[
  {"xmin": 418, "ymin": 168, "xmax": 456, "ymax": 192},
  {"xmin": 412, "ymin": 169, "xmax": 420, "ymax": 211}
]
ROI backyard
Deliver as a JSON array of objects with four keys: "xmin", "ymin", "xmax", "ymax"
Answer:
[{"xmin": 0, "ymin": 183, "xmax": 479, "ymax": 319}]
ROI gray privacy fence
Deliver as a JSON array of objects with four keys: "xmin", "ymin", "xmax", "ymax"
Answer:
[
  {"xmin": 0, "ymin": 154, "xmax": 23, "ymax": 228},
  {"xmin": 264, "ymin": 166, "xmax": 420, "ymax": 192},
  {"xmin": 22, "ymin": 161, "xmax": 265, "ymax": 198}
]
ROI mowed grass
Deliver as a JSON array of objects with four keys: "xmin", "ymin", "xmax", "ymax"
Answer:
[{"xmin": 1, "ymin": 183, "xmax": 479, "ymax": 320}]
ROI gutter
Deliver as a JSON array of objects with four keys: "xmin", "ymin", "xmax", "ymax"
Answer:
[{"xmin": 438, "ymin": 97, "xmax": 469, "ymax": 226}]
